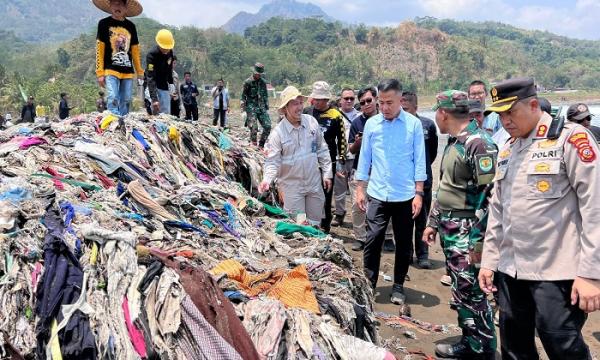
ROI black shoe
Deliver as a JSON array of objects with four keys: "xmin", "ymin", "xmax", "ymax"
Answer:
[
  {"xmin": 435, "ymin": 341, "xmax": 470, "ymax": 359},
  {"xmin": 383, "ymin": 239, "xmax": 395, "ymax": 252},
  {"xmin": 351, "ymin": 241, "xmax": 364, "ymax": 251},
  {"xmin": 435, "ymin": 341, "xmax": 493, "ymax": 359},
  {"xmin": 332, "ymin": 214, "xmax": 344, "ymax": 227},
  {"xmin": 390, "ymin": 284, "xmax": 406, "ymax": 305},
  {"xmin": 417, "ymin": 259, "xmax": 432, "ymax": 269}
]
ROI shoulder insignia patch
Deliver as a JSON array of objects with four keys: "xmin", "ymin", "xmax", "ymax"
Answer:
[
  {"xmin": 478, "ymin": 156, "xmax": 494, "ymax": 172},
  {"xmin": 568, "ymin": 132, "xmax": 588, "ymax": 147},
  {"xmin": 568, "ymin": 132, "xmax": 596, "ymax": 162},
  {"xmin": 475, "ymin": 153, "xmax": 496, "ymax": 184},
  {"xmin": 578, "ymin": 146, "xmax": 596, "ymax": 162}
]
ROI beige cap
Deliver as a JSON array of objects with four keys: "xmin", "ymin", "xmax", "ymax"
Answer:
[
  {"xmin": 309, "ymin": 81, "xmax": 332, "ymax": 100},
  {"xmin": 278, "ymin": 86, "xmax": 306, "ymax": 110}
]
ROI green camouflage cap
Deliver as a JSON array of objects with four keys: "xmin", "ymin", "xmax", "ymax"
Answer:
[
  {"xmin": 432, "ymin": 90, "xmax": 469, "ymax": 111},
  {"xmin": 253, "ymin": 63, "xmax": 265, "ymax": 74}
]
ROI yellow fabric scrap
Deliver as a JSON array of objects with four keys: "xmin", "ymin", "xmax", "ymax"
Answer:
[
  {"xmin": 90, "ymin": 242, "xmax": 98, "ymax": 265},
  {"xmin": 50, "ymin": 318, "xmax": 63, "ymax": 360},
  {"xmin": 179, "ymin": 161, "xmax": 195, "ymax": 180},
  {"xmin": 168, "ymin": 126, "xmax": 180, "ymax": 142},
  {"xmin": 100, "ymin": 114, "xmax": 118, "ymax": 130}
]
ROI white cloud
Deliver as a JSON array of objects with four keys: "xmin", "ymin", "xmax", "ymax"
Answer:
[
  {"xmin": 135, "ymin": 0, "xmax": 600, "ymax": 40},
  {"xmin": 141, "ymin": 0, "xmax": 259, "ymax": 28},
  {"xmin": 416, "ymin": 0, "xmax": 600, "ymax": 40},
  {"xmin": 419, "ymin": 0, "xmax": 474, "ymax": 18},
  {"xmin": 508, "ymin": 1, "xmax": 600, "ymax": 39}
]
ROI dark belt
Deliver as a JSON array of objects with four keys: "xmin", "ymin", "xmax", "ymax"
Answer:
[{"xmin": 439, "ymin": 209, "xmax": 476, "ymax": 218}]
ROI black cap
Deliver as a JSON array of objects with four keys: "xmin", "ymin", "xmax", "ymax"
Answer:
[
  {"xmin": 485, "ymin": 77, "xmax": 537, "ymax": 115},
  {"xmin": 567, "ymin": 103, "xmax": 591, "ymax": 122},
  {"xmin": 468, "ymin": 99, "xmax": 484, "ymax": 113},
  {"xmin": 538, "ymin": 97, "xmax": 552, "ymax": 114}
]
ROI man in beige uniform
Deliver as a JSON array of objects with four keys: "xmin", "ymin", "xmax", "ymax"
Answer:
[
  {"xmin": 259, "ymin": 86, "xmax": 332, "ymax": 225},
  {"xmin": 478, "ymin": 78, "xmax": 600, "ymax": 359}
]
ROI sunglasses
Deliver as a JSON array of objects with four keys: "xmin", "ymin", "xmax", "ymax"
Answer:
[
  {"xmin": 359, "ymin": 98, "xmax": 374, "ymax": 106},
  {"xmin": 574, "ymin": 116, "xmax": 592, "ymax": 123},
  {"xmin": 343, "ymin": 97, "xmax": 355, "ymax": 101}
]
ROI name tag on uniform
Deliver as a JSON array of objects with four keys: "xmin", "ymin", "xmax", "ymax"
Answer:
[{"xmin": 530, "ymin": 149, "xmax": 562, "ymax": 160}]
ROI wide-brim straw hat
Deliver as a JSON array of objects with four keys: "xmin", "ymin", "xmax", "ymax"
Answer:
[
  {"xmin": 92, "ymin": 0, "xmax": 143, "ymax": 17},
  {"xmin": 309, "ymin": 81, "xmax": 332, "ymax": 100},
  {"xmin": 278, "ymin": 86, "xmax": 306, "ymax": 110}
]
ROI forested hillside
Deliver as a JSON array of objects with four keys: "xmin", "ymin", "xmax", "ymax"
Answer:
[{"xmin": 2, "ymin": 16, "xmax": 600, "ymax": 114}]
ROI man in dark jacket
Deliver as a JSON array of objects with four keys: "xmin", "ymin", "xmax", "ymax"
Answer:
[
  {"xmin": 402, "ymin": 91, "xmax": 438, "ymax": 269},
  {"xmin": 146, "ymin": 29, "xmax": 175, "ymax": 115},
  {"xmin": 21, "ymin": 96, "xmax": 36, "ymax": 123},
  {"xmin": 180, "ymin": 71, "xmax": 199, "ymax": 120},
  {"xmin": 59, "ymin": 92, "xmax": 74, "ymax": 120},
  {"xmin": 303, "ymin": 81, "xmax": 348, "ymax": 233}
]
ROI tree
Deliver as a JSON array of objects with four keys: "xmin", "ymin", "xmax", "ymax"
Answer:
[
  {"xmin": 57, "ymin": 48, "xmax": 70, "ymax": 68},
  {"xmin": 355, "ymin": 24, "xmax": 368, "ymax": 44}
]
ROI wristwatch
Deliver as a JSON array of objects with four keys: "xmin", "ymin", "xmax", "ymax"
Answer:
[{"xmin": 415, "ymin": 191, "xmax": 425, "ymax": 197}]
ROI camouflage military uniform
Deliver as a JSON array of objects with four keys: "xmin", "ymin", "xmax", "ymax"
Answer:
[
  {"xmin": 428, "ymin": 119, "xmax": 498, "ymax": 355},
  {"xmin": 241, "ymin": 76, "xmax": 271, "ymax": 147}
]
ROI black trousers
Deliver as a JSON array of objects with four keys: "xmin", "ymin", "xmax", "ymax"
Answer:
[
  {"xmin": 170, "ymin": 99, "xmax": 180, "ymax": 118},
  {"xmin": 364, "ymin": 197, "xmax": 414, "ymax": 288},
  {"xmin": 213, "ymin": 108, "xmax": 227, "ymax": 127},
  {"xmin": 321, "ymin": 163, "xmax": 335, "ymax": 233},
  {"xmin": 411, "ymin": 187, "xmax": 431, "ymax": 261},
  {"xmin": 498, "ymin": 272, "xmax": 591, "ymax": 360},
  {"xmin": 184, "ymin": 104, "xmax": 198, "ymax": 121}
]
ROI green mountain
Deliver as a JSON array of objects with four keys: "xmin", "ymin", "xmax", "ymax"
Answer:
[
  {"xmin": 222, "ymin": 0, "xmax": 335, "ymax": 34},
  {"xmin": 0, "ymin": 0, "xmax": 102, "ymax": 43},
  {"xmin": 2, "ymin": 16, "xmax": 600, "ymax": 115}
]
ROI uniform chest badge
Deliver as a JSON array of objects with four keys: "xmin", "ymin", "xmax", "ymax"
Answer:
[
  {"xmin": 536, "ymin": 180, "xmax": 551, "ymax": 193},
  {"xmin": 534, "ymin": 162, "xmax": 551, "ymax": 173},
  {"xmin": 538, "ymin": 139, "xmax": 558, "ymax": 149},
  {"xmin": 499, "ymin": 149, "xmax": 511, "ymax": 159}
]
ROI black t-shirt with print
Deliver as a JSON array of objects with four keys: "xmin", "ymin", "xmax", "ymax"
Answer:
[{"xmin": 97, "ymin": 17, "xmax": 139, "ymax": 75}]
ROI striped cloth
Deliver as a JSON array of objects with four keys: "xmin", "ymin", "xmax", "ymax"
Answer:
[{"xmin": 176, "ymin": 295, "xmax": 243, "ymax": 360}]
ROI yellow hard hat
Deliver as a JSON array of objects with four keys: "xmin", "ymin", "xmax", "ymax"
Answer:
[{"xmin": 155, "ymin": 29, "xmax": 175, "ymax": 50}]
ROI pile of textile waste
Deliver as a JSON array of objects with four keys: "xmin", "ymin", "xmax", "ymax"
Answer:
[{"xmin": 0, "ymin": 112, "xmax": 394, "ymax": 360}]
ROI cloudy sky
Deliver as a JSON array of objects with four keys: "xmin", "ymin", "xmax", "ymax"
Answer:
[{"xmin": 139, "ymin": 0, "xmax": 600, "ymax": 40}]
